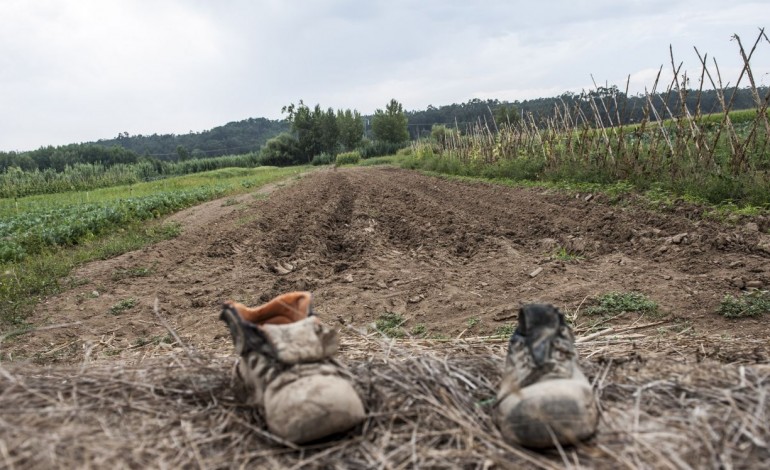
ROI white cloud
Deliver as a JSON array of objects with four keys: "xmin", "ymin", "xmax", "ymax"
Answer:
[{"xmin": 0, "ymin": 0, "xmax": 767, "ymax": 150}]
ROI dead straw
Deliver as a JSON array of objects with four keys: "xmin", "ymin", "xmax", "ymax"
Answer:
[{"xmin": 1, "ymin": 329, "xmax": 768, "ymax": 469}]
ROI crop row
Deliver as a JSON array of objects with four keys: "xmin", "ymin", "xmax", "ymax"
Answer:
[{"xmin": 0, "ymin": 186, "xmax": 227, "ymax": 262}]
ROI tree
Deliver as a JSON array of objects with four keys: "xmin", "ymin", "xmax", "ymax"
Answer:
[
  {"xmin": 371, "ymin": 99, "xmax": 409, "ymax": 144},
  {"xmin": 494, "ymin": 105, "xmax": 520, "ymax": 126},
  {"xmin": 283, "ymin": 100, "xmax": 322, "ymax": 161},
  {"xmin": 317, "ymin": 107, "xmax": 339, "ymax": 156},
  {"xmin": 176, "ymin": 145, "xmax": 190, "ymax": 161},
  {"xmin": 430, "ymin": 124, "xmax": 459, "ymax": 146},
  {"xmin": 337, "ymin": 109, "xmax": 364, "ymax": 150},
  {"xmin": 259, "ymin": 132, "xmax": 301, "ymax": 166}
]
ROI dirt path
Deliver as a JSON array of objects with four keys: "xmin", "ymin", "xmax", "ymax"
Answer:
[{"xmin": 7, "ymin": 166, "xmax": 770, "ymax": 363}]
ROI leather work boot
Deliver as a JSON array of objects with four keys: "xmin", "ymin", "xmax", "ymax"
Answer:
[
  {"xmin": 220, "ymin": 291, "xmax": 365, "ymax": 444},
  {"xmin": 495, "ymin": 304, "xmax": 598, "ymax": 448}
]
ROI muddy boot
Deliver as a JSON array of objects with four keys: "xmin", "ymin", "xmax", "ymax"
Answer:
[
  {"xmin": 495, "ymin": 304, "xmax": 598, "ymax": 448},
  {"xmin": 220, "ymin": 292, "xmax": 365, "ymax": 444}
]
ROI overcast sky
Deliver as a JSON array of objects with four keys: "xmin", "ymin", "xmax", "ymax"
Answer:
[{"xmin": 1, "ymin": 0, "xmax": 767, "ymax": 151}]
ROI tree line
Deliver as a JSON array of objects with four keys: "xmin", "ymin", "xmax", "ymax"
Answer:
[
  {"xmin": 405, "ymin": 86, "xmax": 768, "ymax": 138},
  {"xmin": 1, "ymin": 87, "xmax": 764, "ymax": 174}
]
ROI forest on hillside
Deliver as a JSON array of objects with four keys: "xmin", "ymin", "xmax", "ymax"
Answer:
[
  {"xmin": 95, "ymin": 117, "xmax": 289, "ymax": 160},
  {"xmin": 0, "ymin": 86, "xmax": 765, "ymax": 173},
  {"xmin": 404, "ymin": 86, "xmax": 768, "ymax": 138}
]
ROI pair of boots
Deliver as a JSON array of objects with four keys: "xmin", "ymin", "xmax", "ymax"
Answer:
[{"xmin": 220, "ymin": 292, "xmax": 598, "ymax": 448}]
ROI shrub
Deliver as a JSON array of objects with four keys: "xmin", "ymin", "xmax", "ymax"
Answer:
[
  {"xmin": 356, "ymin": 140, "xmax": 407, "ymax": 159},
  {"xmin": 335, "ymin": 151, "xmax": 360, "ymax": 166},
  {"xmin": 259, "ymin": 133, "xmax": 303, "ymax": 166},
  {"xmin": 311, "ymin": 153, "xmax": 335, "ymax": 166}
]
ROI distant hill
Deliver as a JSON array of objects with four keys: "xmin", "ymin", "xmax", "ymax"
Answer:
[{"xmin": 94, "ymin": 117, "xmax": 289, "ymax": 160}]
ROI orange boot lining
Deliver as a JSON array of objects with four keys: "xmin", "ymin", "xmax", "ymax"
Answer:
[{"xmin": 225, "ymin": 291, "xmax": 312, "ymax": 325}]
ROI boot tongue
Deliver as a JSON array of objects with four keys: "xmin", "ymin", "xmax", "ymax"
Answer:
[{"xmin": 518, "ymin": 304, "xmax": 562, "ymax": 367}]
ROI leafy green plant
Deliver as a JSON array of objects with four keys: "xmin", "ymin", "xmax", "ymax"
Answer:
[
  {"xmin": 410, "ymin": 324, "xmax": 427, "ymax": 337},
  {"xmin": 586, "ymin": 292, "xmax": 659, "ymax": 316},
  {"xmin": 466, "ymin": 316, "xmax": 481, "ymax": 328},
  {"xmin": 335, "ymin": 151, "xmax": 361, "ymax": 166},
  {"xmin": 374, "ymin": 312, "xmax": 406, "ymax": 338},
  {"xmin": 109, "ymin": 298, "xmax": 136, "ymax": 315},
  {"xmin": 718, "ymin": 290, "xmax": 770, "ymax": 318},
  {"xmin": 552, "ymin": 246, "xmax": 585, "ymax": 262},
  {"xmin": 493, "ymin": 323, "xmax": 516, "ymax": 337},
  {"xmin": 311, "ymin": 153, "xmax": 335, "ymax": 166}
]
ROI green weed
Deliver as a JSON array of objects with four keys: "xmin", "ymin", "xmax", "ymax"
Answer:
[
  {"xmin": 335, "ymin": 151, "xmax": 361, "ymax": 166},
  {"xmin": 718, "ymin": 290, "xmax": 770, "ymax": 318},
  {"xmin": 552, "ymin": 246, "xmax": 585, "ymax": 262},
  {"xmin": 375, "ymin": 312, "xmax": 407, "ymax": 338},
  {"xmin": 109, "ymin": 298, "xmax": 136, "ymax": 315},
  {"xmin": 410, "ymin": 324, "xmax": 427, "ymax": 337},
  {"xmin": 493, "ymin": 323, "xmax": 516, "ymax": 337},
  {"xmin": 586, "ymin": 291, "xmax": 659, "ymax": 316}
]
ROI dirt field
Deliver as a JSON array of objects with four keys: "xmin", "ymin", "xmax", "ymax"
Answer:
[
  {"xmin": 3, "ymin": 166, "xmax": 769, "ymax": 468},
  {"xmin": 9, "ymin": 165, "xmax": 770, "ymax": 360}
]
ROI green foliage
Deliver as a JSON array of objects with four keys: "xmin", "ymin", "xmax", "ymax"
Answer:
[
  {"xmin": 466, "ymin": 316, "xmax": 481, "ymax": 328},
  {"xmin": 552, "ymin": 246, "xmax": 585, "ymax": 262},
  {"xmin": 0, "ymin": 186, "xmax": 229, "ymax": 262},
  {"xmin": 0, "ymin": 167, "xmax": 300, "ymax": 327},
  {"xmin": 176, "ymin": 145, "xmax": 190, "ymax": 161},
  {"xmin": 410, "ymin": 323, "xmax": 427, "ymax": 337},
  {"xmin": 718, "ymin": 290, "xmax": 770, "ymax": 318},
  {"xmin": 494, "ymin": 105, "xmax": 521, "ymax": 126},
  {"xmin": 311, "ymin": 153, "xmax": 335, "ymax": 166},
  {"xmin": 0, "ymin": 153, "xmax": 266, "ymax": 198},
  {"xmin": 335, "ymin": 151, "xmax": 361, "ymax": 166},
  {"xmin": 356, "ymin": 139, "xmax": 407, "ymax": 159},
  {"xmin": 337, "ymin": 109, "xmax": 365, "ymax": 150},
  {"xmin": 430, "ymin": 125, "xmax": 460, "ymax": 145},
  {"xmin": 92, "ymin": 117, "xmax": 288, "ymax": 160},
  {"xmin": 371, "ymin": 99, "xmax": 409, "ymax": 144},
  {"xmin": 359, "ymin": 156, "xmax": 397, "ymax": 166},
  {"xmin": 109, "ymin": 298, "xmax": 136, "ymax": 315},
  {"xmin": 494, "ymin": 323, "xmax": 516, "ymax": 337},
  {"xmin": 375, "ymin": 312, "xmax": 407, "ymax": 338},
  {"xmin": 259, "ymin": 133, "xmax": 303, "ymax": 166},
  {"xmin": 586, "ymin": 292, "xmax": 659, "ymax": 316}
]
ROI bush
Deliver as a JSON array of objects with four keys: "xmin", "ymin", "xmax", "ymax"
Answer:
[
  {"xmin": 356, "ymin": 140, "xmax": 407, "ymax": 159},
  {"xmin": 259, "ymin": 133, "xmax": 303, "ymax": 166},
  {"xmin": 311, "ymin": 153, "xmax": 335, "ymax": 166},
  {"xmin": 335, "ymin": 151, "xmax": 361, "ymax": 166}
]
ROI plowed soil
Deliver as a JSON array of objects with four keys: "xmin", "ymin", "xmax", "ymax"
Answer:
[{"xmin": 7, "ymin": 166, "xmax": 770, "ymax": 362}]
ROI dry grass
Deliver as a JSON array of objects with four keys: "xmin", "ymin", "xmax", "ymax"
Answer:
[{"xmin": 1, "ymin": 327, "xmax": 768, "ymax": 469}]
